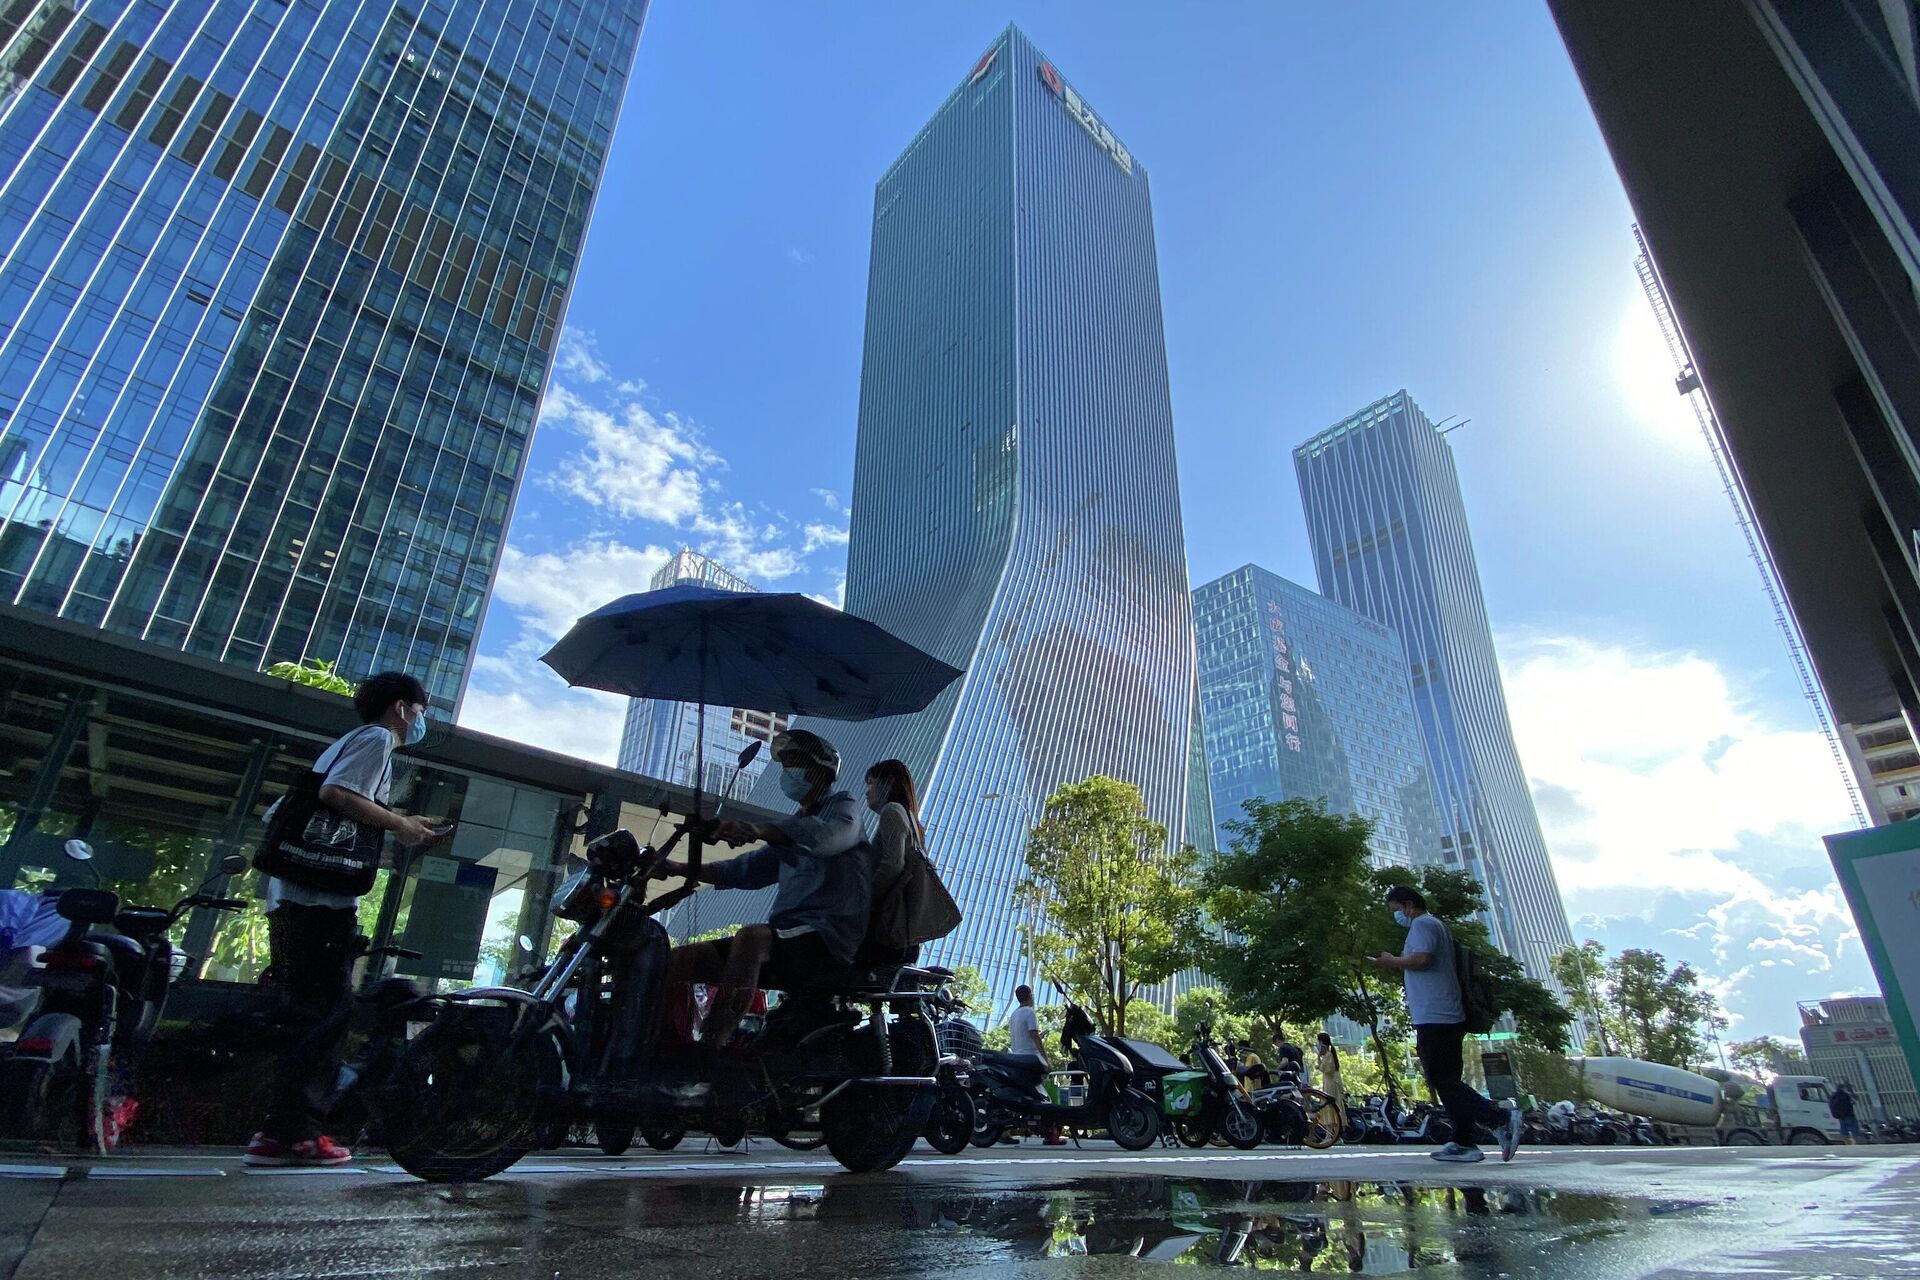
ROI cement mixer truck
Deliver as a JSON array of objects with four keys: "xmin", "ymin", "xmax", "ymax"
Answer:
[{"xmin": 1575, "ymin": 1057, "xmax": 1841, "ymax": 1146}]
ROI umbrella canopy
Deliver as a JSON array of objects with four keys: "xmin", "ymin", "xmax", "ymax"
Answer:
[{"xmin": 539, "ymin": 585, "xmax": 964, "ymax": 721}]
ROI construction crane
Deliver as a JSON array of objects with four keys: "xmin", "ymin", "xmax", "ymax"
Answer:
[{"xmin": 1631, "ymin": 224, "xmax": 1868, "ymax": 828}]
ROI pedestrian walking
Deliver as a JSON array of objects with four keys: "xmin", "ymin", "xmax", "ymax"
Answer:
[
  {"xmin": 1369, "ymin": 885, "xmax": 1522, "ymax": 1164},
  {"xmin": 245, "ymin": 671, "xmax": 446, "ymax": 1167},
  {"xmin": 1316, "ymin": 1032, "xmax": 1347, "ymax": 1118},
  {"xmin": 1830, "ymin": 1082, "xmax": 1861, "ymax": 1143}
]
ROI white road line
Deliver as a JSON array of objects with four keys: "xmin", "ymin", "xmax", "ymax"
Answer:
[
  {"xmin": 84, "ymin": 1166, "xmax": 227, "ymax": 1178},
  {"xmin": 242, "ymin": 1166, "xmax": 369, "ymax": 1176},
  {"xmin": 0, "ymin": 1164, "xmax": 64, "ymax": 1179}
]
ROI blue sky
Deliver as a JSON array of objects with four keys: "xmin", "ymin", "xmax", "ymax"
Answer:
[{"xmin": 459, "ymin": 4, "xmax": 1868, "ymax": 1042}]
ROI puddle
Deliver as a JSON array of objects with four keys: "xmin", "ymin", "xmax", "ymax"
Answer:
[{"xmin": 434, "ymin": 1176, "xmax": 1706, "ymax": 1275}]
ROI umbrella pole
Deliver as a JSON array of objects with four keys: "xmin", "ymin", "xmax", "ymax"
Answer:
[{"xmin": 690, "ymin": 618, "xmax": 707, "ymax": 882}]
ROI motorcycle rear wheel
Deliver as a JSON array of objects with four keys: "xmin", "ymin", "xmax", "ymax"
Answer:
[
  {"xmin": 594, "ymin": 1121, "xmax": 635, "ymax": 1156},
  {"xmin": 0, "ymin": 1055, "xmax": 82, "ymax": 1145},
  {"xmin": 642, "ymin": 1127, "xmax": 685, "ymax": 1151},
  {"xmin": 1173, "ymin": 1119, "xmax": 1212, "ymax": 1148},
  {"xmin": 379, "ymin": 1010, "xmax": 556, "ymax": 1183},
  {"xmin": 970, "ymin": 1120, "xmax": 1006, "ymax": 1149}
]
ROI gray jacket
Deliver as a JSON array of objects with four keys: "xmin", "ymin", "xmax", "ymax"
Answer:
[{"xmin": 704, "ymin": 791, "xmax": 872, "ymax": 964}]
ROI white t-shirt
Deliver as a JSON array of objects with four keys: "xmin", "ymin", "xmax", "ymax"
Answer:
[
  {"xmin": 264, "ymin": 725, "xmax": 395, "ymax": 912},
  {"xmin": 1009, "ymin": 1004, "xmax": 1044, "ymax": 1057}
]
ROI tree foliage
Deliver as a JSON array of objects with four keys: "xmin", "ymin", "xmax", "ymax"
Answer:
[
  {"xmin": 1172, "ymin": 986, "xmax": 1257, "ymax": 1051},
  {"xmin": 1016, "ymin": 775, "xmax": 1200, "ymax": 1038},
  {"xmin": 1550, "ymin": 941, "xmax": 1720, "ymax": 1068},
  {"xmin": 266, "ymin": 657, "xmax": 354, "ymax": 696},
  {"xmin": 1728, "ymin": 1035, "xmax": 1804, "ymax": 1079}
]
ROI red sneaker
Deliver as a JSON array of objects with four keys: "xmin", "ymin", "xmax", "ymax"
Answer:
[{"xmin": 244, "ymin": 1132, "xmax": 353, "ymax": 1167}]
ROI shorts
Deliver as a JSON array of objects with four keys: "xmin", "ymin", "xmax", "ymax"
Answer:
[
  {"xmin": 1839, "ymin": 1117, "xmax": 1861, "ymax": 1138},
  {"xmin": 708, "ymin": 928, "xmax": 848, "ymax": 992}
]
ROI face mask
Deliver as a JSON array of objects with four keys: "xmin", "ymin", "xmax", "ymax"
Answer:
[
  {"xmin": 403, "ymin": 706, "xmax": 428, "ymax": 747},
  {"xmin": 1392, "ymin": 910, "xmax": 1411, "ymax": 929},
  {"xmin": 779, "ymin": 766, "xmax": 813, "ymax": 801}
]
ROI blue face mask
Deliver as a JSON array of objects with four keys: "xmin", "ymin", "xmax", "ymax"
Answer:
[
  {"xmin": 402, "ymin": 706, "xmax": 428, "ymax": 747},
  {"xmin": 1392, "ymin": 910, "xmax": 1411, "ymax": 929},
  {"xmin": 779, "ymin": 766, "xmax": 813, "ymax": 801}
]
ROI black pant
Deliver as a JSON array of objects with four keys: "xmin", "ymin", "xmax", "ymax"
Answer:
[
  {"xmin": 261, "ymin": 903, "xmax": 357, "ymax": 1144},
  {"xmin": 1414, "ymin": 1022, "xmax": 1501, "ymax": 1146}
]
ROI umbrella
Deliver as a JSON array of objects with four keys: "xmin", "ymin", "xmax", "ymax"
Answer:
[{"xmin": 540, "ymin": 584, "xmax": 964, "ymax": 817}]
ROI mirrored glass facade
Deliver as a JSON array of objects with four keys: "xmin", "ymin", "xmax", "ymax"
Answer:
[
  {"xmin": 0, "ymin": 0, "xmax": 647, "ymax": 710},
  {"xmin": 751, "ymin": 27, "xmax": 1197, "ymax": 1004},
  {"xmin": 1194, "ymin": 563, "xmax": 1441, "ymax": 868},
  {"xmin": 1294, "ymin": 390, "xmax": 1574, "ymax": 979}
]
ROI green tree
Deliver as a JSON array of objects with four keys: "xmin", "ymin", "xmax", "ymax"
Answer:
[
  {"xmin": 1728, "ymin": 1035, "xmax": 1803, "ymax": 1078},
  {"xmin": 1015, "ymin": 776, "xmax": 1200, "ymax": 1038},
  {"xmin": 945, "ymin": 964, "xmax": 992, "ymax": 1019},
  {"xmin": 1172, "ymin": 986, "xmax": 1256, "ymax": 1052},
  {"xmin": 1551, "ymin": 942, "xmax": 1720, "ymax": 1068},
  {"xmin": 266, "ymin": 657, "xmax": 354, "ymax": 696}
]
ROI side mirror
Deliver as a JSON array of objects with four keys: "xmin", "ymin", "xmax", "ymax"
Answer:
[
  {"xmin": 737, "ymin": 740, "xmax": 762, "ymax": 769},
  {"xmin": 62, "ymin": 839, "xmax": 94, "ymax": 862},
  {"xmin": 219, "ymin": 853, "xmax": 248, "ymax": 876}
]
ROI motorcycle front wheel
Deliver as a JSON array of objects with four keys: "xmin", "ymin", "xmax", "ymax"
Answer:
[
  {"xmin": 1107, "ymin": 1092, "xmax": 1160, "ymax": 1151},
  {"xmin": 924, "ymin": 1085, "xmax": 975, "ymax": 1155},
  {"xmin": 594, "ymin": 1121, "xmax": 635, "ymax": 1156},
  {"xmin": 1298, "ymin": 1089, "xmax": 1343, "ymax": 1150},
  {"xmin": 1173, "ymin": 1118, "xmax": 1213, "ymax": 1148},
  {"xmin": 642, "ymin": 1127, "xmax": 685, "ymax": 1151},
  {"xmin": 379, "ymin": 1007, "xmax": 558, "ymax": 1183},
  {"xmin": 1221, "ymin": 1098, "xmax": 1263, "ymax": 1150}
]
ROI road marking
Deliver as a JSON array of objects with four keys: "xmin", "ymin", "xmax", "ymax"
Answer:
[
  {"xmin": 242, "ymin": 1166, "xmax": 369, "ymax": 1176},
  {"xmin": 85, "ymin": 1166, "xmax": 227, "ymax": 1178},
  {"xmin": 0, "ymin": 1164, "xmax": 65, "ymax": 1179}
]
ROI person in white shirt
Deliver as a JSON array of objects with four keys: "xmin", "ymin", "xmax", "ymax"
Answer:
[{"xmin": 1007, "ymin": 984, "xmax": 1066, "ymax": 1146}]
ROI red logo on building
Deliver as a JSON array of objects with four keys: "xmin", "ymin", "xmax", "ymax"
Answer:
[
  {"xmin": 1038, "ymin": 61, "xmax": 1062, "ymax": 96},
  {"xmin": 969, "ymin": 46, "xmax": 999, "ymax": 85}
]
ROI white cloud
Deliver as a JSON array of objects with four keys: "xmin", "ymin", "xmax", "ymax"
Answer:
[
  {"xmin": 554, "ymin": 326, "xmax": 611, "ymax": 384},
  {"xmin": 1499, "ymin": 632, "xmax": 1872, "ymax": 1037},
  {"xmin": 811, "ymin": 488, "xmax": 844, "ymax": 513},
  {"xmin": 459, "ymin": 670, "xmax": 628, "ymax": 766},
  {"xmin": 491, "ymin": 540, "xmax": 673, "ymax": 643},
  {"xmin": 787, "ymin": 247, "xmax": 814, "ymax": 266},
  {"xmin": 541, "ymin": 384, "xmax": 716, "ymax": 527},
  {"xmin": 802, "ymin": 522, "xmax": 850, "ymax": 553}
]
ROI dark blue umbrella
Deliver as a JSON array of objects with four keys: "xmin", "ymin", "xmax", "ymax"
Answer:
[{"xmin": 540, "ymin": 585, "xmax": 963, "ymax": 721}]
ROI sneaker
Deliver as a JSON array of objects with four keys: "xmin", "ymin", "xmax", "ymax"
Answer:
[
  {"xmin": 244, "ymin": 1132, "xmax": 353, "ymax": 1167},
  {"xmin": 1430, "ymin": 1142, "xmax": 1486, "ymax": 1164},
  {"xmin": 1043, "ymin": 1136, "xmax": 1068, "ymax": 1147},
  {"xmin": 1498, "ymin": 1106, "xmax": 1523, "ymax": 1163}
]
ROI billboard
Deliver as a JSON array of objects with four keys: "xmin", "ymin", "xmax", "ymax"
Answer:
[{"xmin": 1824, "ymin": 822, "xmax": 1920, "ymax": 1095}]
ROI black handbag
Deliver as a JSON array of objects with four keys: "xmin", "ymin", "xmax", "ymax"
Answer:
[{"xmin": 252, "ymin": 728, "xmax": 387, "ymax": 897}]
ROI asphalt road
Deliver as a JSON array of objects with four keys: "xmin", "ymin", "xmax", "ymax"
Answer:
[{"xmin": 3, "ymin": 1140, "xmax": 1917, "ymax": 1278}]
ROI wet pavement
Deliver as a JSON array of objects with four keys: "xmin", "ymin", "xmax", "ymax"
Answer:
[{"xmin": 2, "ymin": 1142, "xmax": 1917, "ymax": 1278}]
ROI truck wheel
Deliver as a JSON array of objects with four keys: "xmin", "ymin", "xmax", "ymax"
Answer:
[
  {"xmin": 1722, "ymin": 1128, "xmax": 1764, "ymax": 1146},
  {"xmin": 1788, "ymin": 1129, "xmax": 1829, "ymax": 1146}
]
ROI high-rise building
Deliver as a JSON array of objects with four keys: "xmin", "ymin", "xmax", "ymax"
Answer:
[
  {"xmin": 1194, "ymin": 564, "xmax": 1443, "ymax": 869},
  {"xmin": 1295, "ymin": 391, "xmax": 1573, "ymax": 980},
  {"xmin": 1840, "ymin": 716, "xmax": 1920, "ymax": 826},
  {"xmin": 0, "ymin": 0, "xmax": 647, "ymax": 711},
  {"xmin": 750, "ymin": 26, "xmax": 1197, "ymax": 1002},
  {"xmin": 618, "ymin": 548, "xmax": 783, "ymax": 795}
]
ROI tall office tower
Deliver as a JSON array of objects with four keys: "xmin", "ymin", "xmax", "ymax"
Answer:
[
  {"xmin": 752, "ymin": 27, "xmax": 1196, "ymax": 1002},
  {"xmin": 1295, "ymin": 391, "xmax": 1573, "ymax": 980},
  {"xmin": 618, "ymin": 548, "xmax": 783, "ymax": 795},
  {"xmin": 0, "ymin": 0, "xmax": 647, "ymax": 711},
  {"xmin": 1194, "ymin": 564, "xmax": 1443, "ymax": 868}
]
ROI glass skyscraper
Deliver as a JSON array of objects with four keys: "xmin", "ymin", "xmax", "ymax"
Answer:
[
  {"xmin": 1295, "ymin": 391, "xmax": 1574, "ymax": 980},
  {"xmin": 752, "ymin": 26, "xmax": 1197, "ymax": 1003},
  {"xmin": 1194, "ymin": 564, "xmax": 1442, "ymax": 868},
  {"xmin": 618, "ymin": 549, "xmax": 782, "ymax": 796},
  {"xmin": 0, "ymin": 0, "xmax": 647, "ymax": 710}
]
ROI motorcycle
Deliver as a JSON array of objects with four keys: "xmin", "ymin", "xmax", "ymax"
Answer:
[
  {"xmin": 1345, "ymin": 1092, "xmax": 1453, "ymax": 1146},
  {"xmin": 967, "ymin": 1003, "xmax": 1161, "ymax": 1151},
  {"xmin": 1165, "ymin": 1023, "xmax": 1261, "ymax": 1149},
  {"xmin": 0, "ymin": 841, "xmax": 249, "ymax": 1151},
  {"xmin": 924, "ymin": 1012, "xmax": 982, "ymax": 1155},
  {"xmin": 372, "ymin": 797, "xmax": 956, "ymax": 1182}
]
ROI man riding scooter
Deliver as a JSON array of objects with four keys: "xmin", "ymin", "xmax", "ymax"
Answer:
[{"xmin": 648, "ymin": 730, "xmax": 871, "ymax": 1054}]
